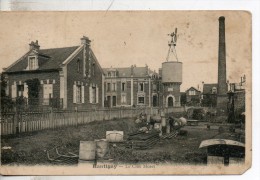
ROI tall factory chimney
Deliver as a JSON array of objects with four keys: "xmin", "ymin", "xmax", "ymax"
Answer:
[{"xmin": 217, "ymin": 16, "xmax": 228, "ymax": 112}]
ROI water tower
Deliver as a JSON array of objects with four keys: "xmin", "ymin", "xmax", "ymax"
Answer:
[{"xmin": 160, "ymin": 28, "xmax": 182, "ymax": 107}]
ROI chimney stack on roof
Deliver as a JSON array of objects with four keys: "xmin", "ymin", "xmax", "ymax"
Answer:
[
  {"xmin": 29, "ymin": 40, "xmax": 40, "ymax": 51},
  {"xmin": 131, "ymin": 65, "xmax": 134, "ymax": 76},
  {"xmin": 81, "ymin": 36, "xmax": 91, "ymax": 46}
]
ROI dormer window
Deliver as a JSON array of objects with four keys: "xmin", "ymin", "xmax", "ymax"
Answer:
[
  {"xmin": 28, "ymin": 56, "xmax": 38, "ymax": 70},
  {"xmin": 212, "ymin": 87, "xmax": 217, "ymax": 94}
]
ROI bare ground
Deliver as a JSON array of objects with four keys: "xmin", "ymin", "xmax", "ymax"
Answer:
[{"xmin": 1, "ymin": 117, "xmax": 243, "ymax": 165}]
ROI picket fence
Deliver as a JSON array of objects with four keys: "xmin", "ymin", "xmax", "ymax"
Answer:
[{"xmin": 0, "ymin": 106, "xmax": 184, "ymax": 136}]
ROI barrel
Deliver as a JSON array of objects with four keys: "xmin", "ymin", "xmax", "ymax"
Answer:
[
  {"xmin": 95, "ymin": 139, "xmax": 109, "ymax": 159},
  {"xmin": 151, "ymin": 115, "xmax": 161, "ymax": 123},
  {"xmin": 154, "ymin": 123, "xmax": 161, "ymax": 130},
  {"xmin": 106, "ymin": 131, "xmax": 124, "ymax": 142},
  {"xmin": 79, "ymin": 141, "xmax": 96, "ymax": 161},
  {"xmin": 146, "ymin": 114, "xmax": 151, "ymax": 123}
]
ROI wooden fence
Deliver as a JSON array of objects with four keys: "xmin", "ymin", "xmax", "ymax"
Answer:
[{"xmin": 0, "ymin": 106, "xmax": 185, "ymax": 136}]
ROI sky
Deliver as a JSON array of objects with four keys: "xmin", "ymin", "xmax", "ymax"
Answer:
[{"xmin": 0, "ymin": 11, "xmax": 251, "ymax": 91}]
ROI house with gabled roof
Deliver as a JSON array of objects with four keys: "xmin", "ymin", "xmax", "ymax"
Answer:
[
  {"xmin": 185, "ymin": 86, "xmax": 201, "ymax": 106},
  {"xmin": 2, "ymin": 36, "xmax": 105, "ymax": 110}
]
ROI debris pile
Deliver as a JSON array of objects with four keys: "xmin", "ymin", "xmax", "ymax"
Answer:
[{"xmin": 125, "ymin": 131, "xmax": 160, "ymax": 149}]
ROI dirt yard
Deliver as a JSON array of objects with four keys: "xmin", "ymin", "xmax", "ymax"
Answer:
[{"xmin": 1, "ymin": 117, "xmax": 243, "ymax": 165}]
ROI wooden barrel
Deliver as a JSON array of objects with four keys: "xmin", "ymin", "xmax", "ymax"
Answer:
[
  {"xmin": 79, "ymin": 141, "xmax": 96, "ymax": 161},
  {"xmin": 95, "ymin": 139, "xmax": 109, "ymax": 159}
]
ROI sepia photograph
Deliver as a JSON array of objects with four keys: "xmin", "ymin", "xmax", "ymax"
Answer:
[{"xmin": 0, "ymin": 10, "xmax": 251, "ymax": 175}]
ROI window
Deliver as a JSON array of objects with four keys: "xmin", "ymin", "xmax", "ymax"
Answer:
[
  {"xmin": 138, "ymin": 96, "xmax": 145, "ymax": 104},
  {"xmin": 138, "ymin": 83, "xmax": 144, "ymax": 92},
  {"xmin": 121, "ymin": 94, "xmax": 126, "ymax": 104},
  {"xmin": 112, "ymin": 83, "xmax": 116, "ymax": 91},
  {"xmin": 77, "ymin": 59, "xmax": 80, "ymax": 73},
  {"xmin": 17, "ymin": 85, "xmax": 24, "ymax": 96},
  {"xmin": 189, "ymin": 90, "xmax": 195, "ymax": 95},
  {"xmin": 108, "ymin": 72, "xmax": 111, "ymax": 77},
  {"xmin": 121, "ymin": 82, "xmax": 125, "ymax": 92},
  {"xmin": 89, "ymin": 85, "xmax": 98, "ymax": 104},
  {"xmin": 73, "ymin": 83, "xmax": 84, "ymax": 104},
  {"xmin": 92, "ymin": 87, "xmax": 96, "ymax": 103},
  {"xmin": 76, "ymin": 85, "xmax": 82, "ymax": 103},
  {"xmin": 107, "ymin": 83, "xmax": 111, "ymax": 92},
  {"xmin": 28, "ymin": 57, "xmax": 37, "ymax": 70},
  {"xmin": 43, "ymin": 84, "xmax": 53, "ymax": 105},
  {"xmin": 152, "ymin": 84, "xmax": 157, "ymax": 91}
]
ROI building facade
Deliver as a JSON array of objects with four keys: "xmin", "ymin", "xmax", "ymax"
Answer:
[
  {"xmin": 202, "ymin": 83, "xmax": 218, "ymax": 107},
  {"xmin": 2, "ymin": 36, "xmax": 104, "ymax": 110},
  {"xmin": 185, "ymin": 87, "xmax": 201, "ymax": 106},
  {"xmin": 103, "ymin": 65, "xmax": 159, "ymax": 108}
]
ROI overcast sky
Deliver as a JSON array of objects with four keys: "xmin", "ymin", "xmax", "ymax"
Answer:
[{"xmin": 0, "ymin": 11, "xmax": 251, "ymax": 91}]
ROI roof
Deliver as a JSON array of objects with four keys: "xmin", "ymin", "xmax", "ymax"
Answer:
[
  {"xmin": 185, "ymin": 87, "xmax": 201, "ymax": 93},
  {"xmin": 103, "ymin": 66, "xmax": 155, "ymax": 78},
  {"xmin": 199, "ymin": 139, "xmax": 245, "ymax": 149},
  {"xmin": 203, "ymin": 83, "xmax": 217, "ymax": 94},
  {"xmin": 5, "ymin": 46, "xmax": 79, "ymax": 72}
]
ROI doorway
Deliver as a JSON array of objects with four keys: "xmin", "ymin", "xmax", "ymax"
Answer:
[{"xmin": 168, "ymin": 96, "xmax": 174, "ymax": 107}]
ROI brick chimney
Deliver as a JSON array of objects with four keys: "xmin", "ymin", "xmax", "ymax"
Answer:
[
  {"xmin": 217, "ymin": 16, "xmax": 228, "ymax": 95},
  {"xmin": 81, "ymin": 36, "xmax": 92, "ymax": 78},
  {"xmin": 81, "ymin": 36, "xmax": 91, "ymax": 46},
  {"xmin": 217, "ymin": 16, "xmax": 228, "ymax": 112},
  {"xmin": 131, "ymin": 65, "xmax": 134, "ymax": 76},
  {"xmin": 29, "ymin": 40, "xmax": 40, "ymax": 50}
]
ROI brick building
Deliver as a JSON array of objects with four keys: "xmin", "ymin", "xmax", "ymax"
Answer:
[
  {"xmin": 227, "ymin": 76, "xmax": 246, "ymax": 123},
  {"xmin": 185, "ymin": 87, "xmax": 201, "ymax": 106},
  {"xmin": 201, "ymin": 83, "xmax": 218, "ymax": 107},
  {"xmin": 2, "ymin": 36, "xmax": 104, "ymax": 110},
  {"xmin": 103, "ymin": 65, "xmax": 159, "ymax": 107}
]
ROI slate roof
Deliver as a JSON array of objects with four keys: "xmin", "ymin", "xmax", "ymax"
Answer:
[
  {"xmin": 103, "ymin": 66, "xmax": 155, "ymax": 78},
  {"xmin": 5, "ymin": 46, "xmax": 79, "ymax": 72},
  {"xmin": 203, "ymin": 83, "xmax": 218, "ymax": 94},
  {"xmin": 185, "ymin": 87, "xmax": 201, "ymax": 93}
]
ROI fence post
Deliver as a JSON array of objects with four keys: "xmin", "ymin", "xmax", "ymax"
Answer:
[
  {"xmin": 13, "ymin": 107, "xmax": 19, "ymax": 134},
  {"xmin": 75, "ymin": 107, "xmax": 78, "ymax": 127},
  {"xmin": 50, "ymin": 107, "xmax": 53, "ymax": 129}
]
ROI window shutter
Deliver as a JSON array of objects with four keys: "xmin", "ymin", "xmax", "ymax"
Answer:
[
  {"xmin": 89, "ymin": 86, "xmax": 92, "ymax": 103},
  {"xmin": 81, "ymin": 85, "xmax": 85, "ymax": 103},
  {"xmin": 11, "ymin": 84, "xmax": 17, "ymax": 98},
  {"xmin": 24, "ymin": 83, "xmax": 28, "ymax": 98},
  {"xmin": 96, "ymin": 86, "xmax": 99, "ymax": 103},
  {"xmin": 73, "ymin": 84, "xmax": 76, "ymax": 103}
]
